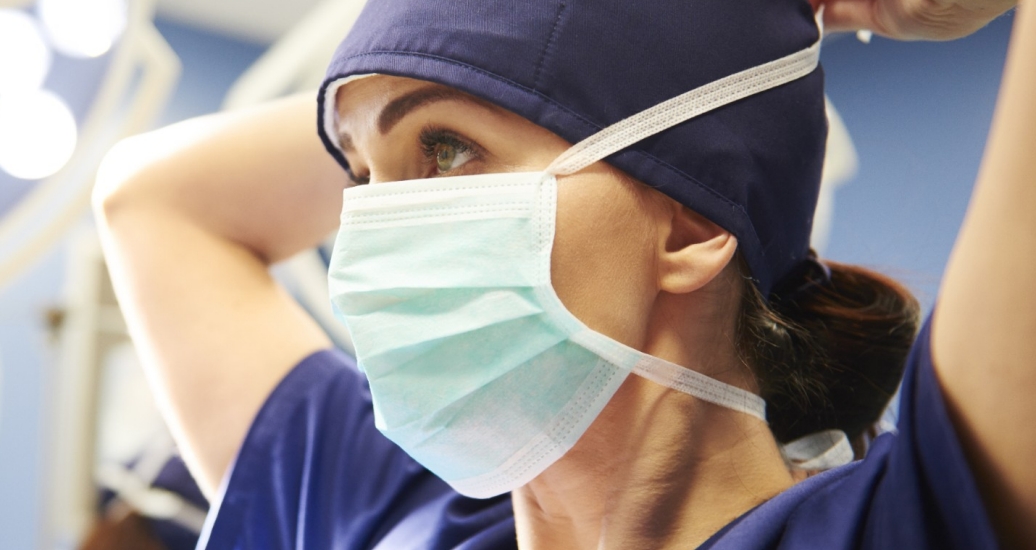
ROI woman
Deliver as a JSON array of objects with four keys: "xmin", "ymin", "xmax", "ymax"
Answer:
[{"xmin": 94, "ymin": 0, "xmax": 1032, "ymax": 547}]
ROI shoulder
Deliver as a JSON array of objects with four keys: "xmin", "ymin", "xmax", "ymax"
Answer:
[
  {"xmin": 199, "ymin": 349, "xmax": 515, "ymax": 550},
  {"xmin": 703, "ymin": 315, "xmax": 999, "ymax": 550}
]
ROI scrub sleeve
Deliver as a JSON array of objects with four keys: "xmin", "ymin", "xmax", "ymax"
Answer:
[
  {"xmin": 197, "ymin": 350, "xmax": 515, "ymax": 550},
  {"xmin": 201, "ymin": 315, "xmax": 999, "ymax": 549}
]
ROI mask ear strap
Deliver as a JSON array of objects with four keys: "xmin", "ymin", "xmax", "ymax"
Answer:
[
  {"xmin": 781, "ymin": 429, "xmax": 855, "ymax": 471},
  {"xmin": 544, "ymin": 9, "xmax": 824, "ymax": 178}
]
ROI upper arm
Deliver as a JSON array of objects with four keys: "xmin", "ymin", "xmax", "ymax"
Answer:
[
  {"xmin": 931, "ymin": 5, "xmax": 1036, "ymax": 546},
  {"xmin": 94, "ymin": 93, "xmax": 347, "ymax": 496}
]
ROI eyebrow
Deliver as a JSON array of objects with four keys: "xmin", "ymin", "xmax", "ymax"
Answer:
[{"xmin": 337, "ymin": 85, "xmax": 500, "ymax": 152}]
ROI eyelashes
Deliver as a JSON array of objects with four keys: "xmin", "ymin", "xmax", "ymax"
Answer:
[
  {"xmin": 418, "ymin": 126, "xmax": 483, "ymax": 176},
  {"xmin": 418, "ymin": 127, "xmax": 473, "ymax": 160},
  {"xmin": 343, "ymin": 125, "xmax": 486, "ymax": 185}
]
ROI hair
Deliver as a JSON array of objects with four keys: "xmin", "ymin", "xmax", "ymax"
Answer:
[
  {"xmin": 734, "ymin": 254, "xmax": 921, "ymax": 445},
  {"xmin": 79, "ymin": 511, "xmax": 169, "ymax": 550}
]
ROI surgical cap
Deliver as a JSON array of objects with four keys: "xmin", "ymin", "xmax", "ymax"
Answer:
[{"xmin": 318, "ymin": 0, "xmax": 827, "ymax": 296}]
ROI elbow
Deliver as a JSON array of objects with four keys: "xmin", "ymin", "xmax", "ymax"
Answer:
[{"xmin": 93, "ymin": 134, "xmax": 161, "ymax": 224}]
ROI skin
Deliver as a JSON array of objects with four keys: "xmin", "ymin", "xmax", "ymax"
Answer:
[
  {"xmin": 334, "ymin": 76, "xmax": 792, "ymax": 549},
  {"xmin": 92, "ymin": 0, "xmax": 1034, "ymax": 547},
  {"xmin": 815, "ymin": 0, "xmax": 1017, "ymax": 39}
]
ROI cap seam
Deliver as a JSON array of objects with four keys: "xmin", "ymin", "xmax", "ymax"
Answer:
[{"xmin": 533, "ymin": 2, "xmax": 567, "ymax": 90}]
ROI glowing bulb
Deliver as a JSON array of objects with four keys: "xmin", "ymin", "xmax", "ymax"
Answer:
[
  {"xmin": 38, "ymin": 0, "xmax": 126, "ymax": 58},
  {"xmin": 0, "ymin": 90, "xmax": 78, "ymax": 180},
  {"xmin": 0, "ymin": 9, "xmax": 52, "ymax": 92}
]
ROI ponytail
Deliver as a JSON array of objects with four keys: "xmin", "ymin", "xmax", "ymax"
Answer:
[{"xmin": 735, "ymin": 255, "xmax": 921, "ymax": 445}]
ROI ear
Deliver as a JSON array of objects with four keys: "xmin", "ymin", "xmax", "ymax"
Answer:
[{"xmin": 657, "ymin": 204, "xmax": 738, "ymax": 294}]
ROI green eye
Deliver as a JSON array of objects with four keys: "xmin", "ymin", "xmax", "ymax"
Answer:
[
  {"xmin": 435, "ymin": 143, "xmax": 457, "ymax": 172},
  {"xmin": 420, "ymin": 128, "xmax": 477, "ymax": 176}
]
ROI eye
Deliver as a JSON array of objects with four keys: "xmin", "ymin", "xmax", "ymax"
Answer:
[{"xmin": 419, "ymin": 127, "xmax": 480, "ymax": 176}]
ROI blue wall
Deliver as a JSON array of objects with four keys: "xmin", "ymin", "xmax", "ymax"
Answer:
[
  {"xmin": 0, "ymin": 10, "xmax": 1019, "ymax": 549},
  {"xmin": 822, "ymin": 14, "xmax": 1015, "ymax": 306}
]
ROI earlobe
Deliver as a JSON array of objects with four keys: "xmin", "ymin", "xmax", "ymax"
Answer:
[{"xmin": 657, "ymin": 205, "xmax": 738, "ymax": 294}]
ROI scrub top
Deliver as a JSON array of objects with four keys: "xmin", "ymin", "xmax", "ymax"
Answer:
[{"xmin": 198, "ymin": 314, "xmax": 998, "ymax": 549}]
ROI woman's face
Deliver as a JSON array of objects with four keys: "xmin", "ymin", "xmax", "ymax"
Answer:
[{"xmin": 334, "ymin": 75, "xmax": 669, "ymax": 351}]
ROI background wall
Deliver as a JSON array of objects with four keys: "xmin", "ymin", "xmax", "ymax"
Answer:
[
  {"xmin": 0, "ymin": 18, "xmax": 265, "ymax": 550},
  {"xmin": 822, "ymin": 16, "xmax": 1014, "ymax": 305},
  {"xmin": 0, "ymin": 10, "xmax": 1018, "ymax": 549}
]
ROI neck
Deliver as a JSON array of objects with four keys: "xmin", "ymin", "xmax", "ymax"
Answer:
[
  {"xmin": 513, "ymin": 292, "xmax": 793, "ymax": 549},
  {"xmin": 513, "ymin": 382, "xmax": 792, "ymax": 549}
]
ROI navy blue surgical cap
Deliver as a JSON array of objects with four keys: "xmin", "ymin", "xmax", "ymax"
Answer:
[{"xmin": 318, "ymin": 0, "xmax": 827, "ymax": 297}]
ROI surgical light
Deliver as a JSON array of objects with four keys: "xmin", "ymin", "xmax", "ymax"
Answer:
[
  {"xmin": 0, "ymin": 9, "xmax": 52, "ymax": 92},
  {"xmin": 37, "ymin": 0, "xmax": 127, "ymax": 58},
  {"xmin": 0, "ymin": 90, "xmax": 77, "ymax": 180}
]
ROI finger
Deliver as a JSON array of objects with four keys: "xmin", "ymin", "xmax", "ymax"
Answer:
[{"xmin": 817, "ymin": 0, "xmax": 884, "ymax": 34}]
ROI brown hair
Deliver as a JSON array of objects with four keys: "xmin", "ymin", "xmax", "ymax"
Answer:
[
  {"xmin": 79, "ymin": 510, "xmax": 169, "ymax": 550},
  {"xmin": 735, "ymin": 255, "xmax": 921, "ymax": 445}
]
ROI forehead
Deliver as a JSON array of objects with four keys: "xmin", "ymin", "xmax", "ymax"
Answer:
[
  {"xmin": 331, "ymin": 74, "xmax": 542, "ymax": 150},
  {"xmin": 334, "ymin": 75, "xmax": 432, "ymax": 131},
  {"xmin": 338, "ymin": 75, "xmax": 505, "ymax": 125}
]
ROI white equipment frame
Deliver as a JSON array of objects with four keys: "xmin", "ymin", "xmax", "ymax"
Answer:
[{"xmin": 18, "ymin": 0, "xmax": 182, "ymax": 547}]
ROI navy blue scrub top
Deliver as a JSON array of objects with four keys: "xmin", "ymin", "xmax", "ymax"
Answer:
[{"xmin": 198, "ymin": 314, "xmax": 999, "ymax": 549}]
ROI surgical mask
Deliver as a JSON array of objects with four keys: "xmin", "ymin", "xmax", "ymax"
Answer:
[{"xmin": 327, "ymin": 16, "xmax": 844, "ymax": 499}]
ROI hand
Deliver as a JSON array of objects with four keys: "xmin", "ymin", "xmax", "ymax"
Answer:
[{"xmin": 812, "ymin": 0, "xmax": 1017, "ymax": 40}]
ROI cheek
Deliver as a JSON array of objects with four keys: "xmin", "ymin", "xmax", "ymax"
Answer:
[{"xmin": 550, "ymin": 172, "xmax": 660, "ymax": 350}]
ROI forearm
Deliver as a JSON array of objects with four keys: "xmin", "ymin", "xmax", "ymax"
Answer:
[
  {"xmin": 94, "ymin": 93, "xmax": 340, "ymax": 495},
  {"xmin": 95, "ymin": 92, "xmax": 348, "ymax": 264}
]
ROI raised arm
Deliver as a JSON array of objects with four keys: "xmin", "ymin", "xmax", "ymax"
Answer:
[
  {"xmin": 93, "ymin": 93, "xmax": 347, "ymax": 496},
  {"xmin": 819, "ymin": 0, "xmax": 1036, "ymax": 544},
  {"xmin": 929, "ymin": 4, "xmax": 1036, "ymax": 547}
]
